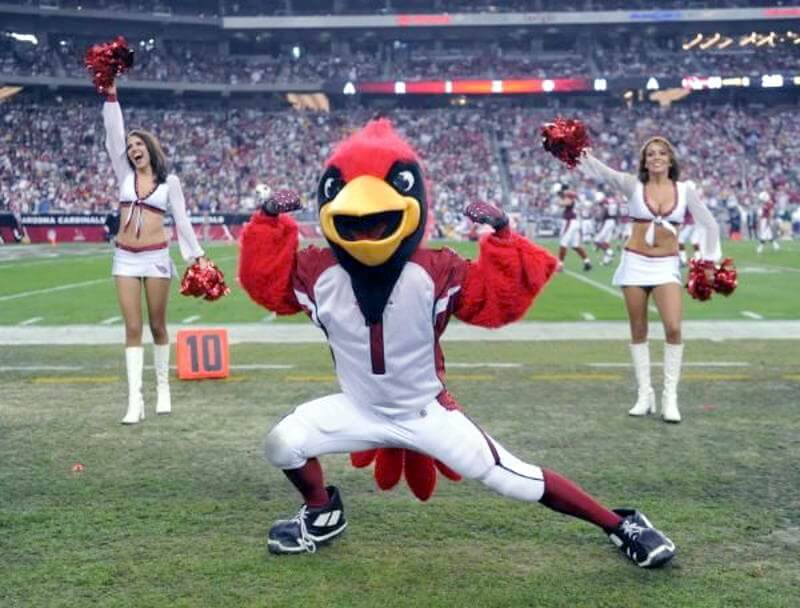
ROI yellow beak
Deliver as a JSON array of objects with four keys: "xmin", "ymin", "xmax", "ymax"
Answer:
[{"xmin": 320, "ymin": 175, "xmax": 421, "ymax": 267}]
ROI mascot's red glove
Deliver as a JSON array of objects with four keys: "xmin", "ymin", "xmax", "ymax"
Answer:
[
  {"xmin": 464, "ymin": 200, "xmax": 509, "ymax": 233},
  {"xmin": 261, "ymin": 189, "xmax": 302, "ymax": 216}
]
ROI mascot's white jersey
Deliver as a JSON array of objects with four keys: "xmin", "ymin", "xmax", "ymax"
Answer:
[{"xmin": 293, "ymin": 247, "xmax": 466, "ymax": 417}]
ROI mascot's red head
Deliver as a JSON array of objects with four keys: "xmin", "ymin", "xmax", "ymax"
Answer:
[
  {"xmin": 317, "ymin": 119, "xmax": 429, "ymax": 324},
  {"xmin": 317, "ymin": 119, "xmax": 428, "ymax": 268}
]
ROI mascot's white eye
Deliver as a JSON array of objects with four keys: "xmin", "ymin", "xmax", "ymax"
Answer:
[
  {"xmin": 392, "ymin": 170, "xmax": 415, "ymax": 193},
  {"xmin": 323, "ymin": 176, "xmax": 343, "ymax": 200}
]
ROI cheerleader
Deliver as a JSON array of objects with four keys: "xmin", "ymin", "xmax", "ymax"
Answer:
[
  {"xmin": 103, "ymin": 79, "xmax": 207, "ymax": 424},
  {"xmin": 577, "ymin": 138, "xmax": 721, "ymax": 423}
]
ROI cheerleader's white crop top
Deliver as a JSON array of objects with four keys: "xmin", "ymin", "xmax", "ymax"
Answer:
[
  {"xmin": 103, "ymin": 100, "xmax": 204, "ymax": 261},
  {"xmin": 578, "ymin": 151, "xmax": 721, "ymax": 261}
]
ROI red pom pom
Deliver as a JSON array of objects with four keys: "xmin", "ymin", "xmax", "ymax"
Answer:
[
  {"xmin": 84, "ymin": 36, "xmax": 134, "ymax": 94},
  {"xmin": 541, "ymin": 117, "xmax": 590, "ymax": 168},
  {"xmin": 713, "ymin": 257, "xmax": 738, "ymax": 296},
  {"xmin": 180, "ymin": 261, "xmax": 231, "ymax": 302},
  {"xmin": 686, "ymin": 259, "xmax": 715, "ymax": 301}
]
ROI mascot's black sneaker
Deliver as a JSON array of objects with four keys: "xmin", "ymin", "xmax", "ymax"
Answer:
[
  {"xmin": 608, "ymin": 508, "xmax": 676, "ymax": 569},
  {"xmin": 267, "ymin": 486, "xmax": 347, "ymax": 555}
]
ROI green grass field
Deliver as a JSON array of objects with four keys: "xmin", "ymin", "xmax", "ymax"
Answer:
[
  {"xmin": 2, "ymin": 340, "xmax": 799, "ymax": 607},
  {"xmin": 2, "ymin": 238, "xmax": 799, "ymax": 607},
  {"xmin": 1, "ymin": 238, "xmax": 799, "ymax": 325}
]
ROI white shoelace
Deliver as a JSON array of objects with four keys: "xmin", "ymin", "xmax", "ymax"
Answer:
[
  {"xmin": 621, "ymin": 519, "xmax": 645, "ymax": 540},
  {"xmin": 291, "ymin": 506, "xmax": 317, "ymax": 554}
]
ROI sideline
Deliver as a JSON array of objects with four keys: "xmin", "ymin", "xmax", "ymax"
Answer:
[{"xmin": 2, "ymin": 320, "xmax": 799, "ymax": 345}]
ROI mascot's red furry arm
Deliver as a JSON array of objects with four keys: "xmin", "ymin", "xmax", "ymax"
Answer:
[
  {"xmin": 238, "ymin": 212, "xmax": 301, "ymax": 316},
  {"xmin": 456, "ymin": 228, "xmax": 558, "ymax": 327}
]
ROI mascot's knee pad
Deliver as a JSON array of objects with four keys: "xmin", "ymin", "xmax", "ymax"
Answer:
[
  {"xmin": 263, "ymin": 418, "xmax": 308, "ymax": 469},
  {"xmin": 479, "ymin": 464, "xmax": 545, "ymax": 503}
]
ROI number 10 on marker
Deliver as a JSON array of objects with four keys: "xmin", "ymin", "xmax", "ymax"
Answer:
[{"xmin": 176, "ymin": 328, "xmax": 230, "ymax": 380}]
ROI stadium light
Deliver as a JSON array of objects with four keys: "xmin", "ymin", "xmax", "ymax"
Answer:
[
  {"xmin": 394, "ymin": 81, "xmax": 406, "ymax": 94},
  {"xmin": 761, "ymin": 74, "xmax": 784, "ymax": 88},
  {"xmin": 445, "ymin": 81, "xmax": 453, "ymax": 94},
  {"xmin": 699, "ymin": 33, "xmax": 721, "ymax": 50},
  {"xmin": 8, "ymin": 33, "xmax": 39, "ymax": 45},
  {"xmin": 492, "ymin": 80, "xmax": 503, "ymax": 93},
  {"xmin": 717, "ymin": 38, "xmax": 733, "ymax": 50},
  {"xmin": 593, "ymin": 78, "xmax": 607, "ymax": 91},
  {"xmin": 756, "ymin": 32, "xmax": 777, "ymax": 47},
  {"xmin": 342, "ymin": 82, "xmax": 356, "ymax": 95},
  {"xmin": 542, "ymin": 80, "xmax": 555, "ymax": 93},
  {"xmin": 683, "ymin": 33, "xmax": 702, "ymax": 50},
  {"xmin": 739, "ymin": 32, "xmax": 757, "ymax": 47}
]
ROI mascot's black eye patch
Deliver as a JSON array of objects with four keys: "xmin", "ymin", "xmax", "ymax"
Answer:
[
  {"xmin": 318, "ymin": 167, "xmax": 345, "ymax": 204},
  {"xmin": 391, "ymin": 170, "xmax": 415, "ymax": 193},
  {"xmin": 386, "ymin": 162, "xmax": 422, "ymax": 197}
]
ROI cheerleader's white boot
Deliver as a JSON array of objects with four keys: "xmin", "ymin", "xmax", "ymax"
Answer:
[
  {"xmin": 629, "ymin": 342, "xmax": 656, "ymax": 416},
  {"xmin": 662, "ymin": 343, "xmax": 684, "ymax": 423},
  {"xmin": 122, "ymin": 346, "xmax": 145, "ymax": 424},
  {"xmin": 154, "ymin": 343, "xmax": 172, "ymax": 415}
]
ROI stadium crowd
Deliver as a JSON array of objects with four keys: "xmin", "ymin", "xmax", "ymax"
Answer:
[
  {"xmin": 1, "ymin": 0, "xmax": 777, "ymax": 16},
  {"xmin": 2, "ymin": 97, "xmax": 799, "ymax": 238},
  {"xmin": 3, "ymin": 32, "xmax": 798, "ymax": 84}
]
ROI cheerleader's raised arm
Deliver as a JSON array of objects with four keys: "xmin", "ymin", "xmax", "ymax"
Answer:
[
  {"xmin": 576, "ymin": 150, "xmax": 638, "ymax": 200},
  {"xmin": 102, "ymin": 89, "xmax": 131, "ymax": 184}
]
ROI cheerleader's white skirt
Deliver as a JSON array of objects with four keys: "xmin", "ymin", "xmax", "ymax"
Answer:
[
  {"xmin": 112, "ymin": 244, "xmax": 176, "ymax": 279},
  {"xmin": 612, "ymin": 248, "xmax": 681, "ymax": 287}
]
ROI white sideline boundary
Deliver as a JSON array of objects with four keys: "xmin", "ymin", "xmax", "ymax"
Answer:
[{"xmin": 1, "ymin": 320, "xmax": 799, "ymax": 345}]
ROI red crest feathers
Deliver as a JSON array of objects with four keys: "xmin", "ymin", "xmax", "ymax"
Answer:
[{"xmin": 326, "ymin": 118, "xmax": 420, "ymax": 182}]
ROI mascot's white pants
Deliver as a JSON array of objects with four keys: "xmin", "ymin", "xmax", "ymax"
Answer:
[{"xmin": 265, "ymin": 392, "xmax": 545, "ymax": 502}]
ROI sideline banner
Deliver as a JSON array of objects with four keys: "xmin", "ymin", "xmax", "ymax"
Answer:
[{"xmin": 1, "ymin": 213, "xmax": 320, "ymax": 243}]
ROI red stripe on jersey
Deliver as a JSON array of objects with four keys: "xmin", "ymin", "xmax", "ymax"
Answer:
[{"xmin": 369, "ymin": 322, "xmax": 386, "ymax": 375}]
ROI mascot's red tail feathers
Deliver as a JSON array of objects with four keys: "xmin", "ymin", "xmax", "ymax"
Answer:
[{"xmin": 350, "ymin": 448, "xmax": 462, "ymax": 501}]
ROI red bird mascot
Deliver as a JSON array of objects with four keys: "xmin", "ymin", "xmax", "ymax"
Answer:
[{"xmin": 238, "ymin": 119, "xmax": 676, "ymax": 568}]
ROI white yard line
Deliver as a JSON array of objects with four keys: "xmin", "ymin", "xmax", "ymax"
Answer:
[
  {"xmin": 0, "ymin": 363, "xmax": 296, "ymax": 372},
  {"xmin": 589, "ymin": 362, "xmax": 751, "ymax": 368},
  {"xmin": 447, "ymin": 362, "xmax": 523, "ymax": 368},
  {"xmin": 0, "ymin": 278, "xmax": 109, "ymax": 302},
  {"xmin": 580, "ymin": 312, "xmax": 596, "ymax": 321},
  {"xmin": 0, "ymin": 252, "xmax": 109, "ymax": 268},
  {"xmin": 755, "ymin": 263, "xmax": 800, "ymax": 273},
  {"xmin": 3, "ymin": 321, "xmax": 800, "ymax": 345},
  {"xmin": 563, "ymin": 270, "xmax": 658, "ymax": 313},
  {"xmin": 181, "ymin": 315, "xmax": 201, "ymax": 324},
  {"xmin": 741, "ymin": 311, "xmax": 764, "ymax": 320},
  {"xmin": 100, "ymin": 316, "xmax": 121, "ymax": 325},
  {"xmin": 0, "ymin": 365, "xmax": 85, "ymax": 371},
  {"xmin": 18, "ymin": 317, "xmax": 43, "ymax": 326}
]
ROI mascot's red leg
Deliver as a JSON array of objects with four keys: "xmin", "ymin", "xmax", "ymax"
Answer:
[
  {"xmin": 404, "ymin": 451, "xmax": 437, "ymax": 502},
  {"xmin": 540, "ymin": 468, "xmax": 622, "ymax": 531},
  {"xmin": 283, "ymin": 457, "xmax": 330, "ymax": 508},
  {"xmin": 374, "ymin": 448, "xmax": 404, "ymax": 490},
  {"xmin": 350, "ymin": 449, "xmax": 378, "ymax": 468}
]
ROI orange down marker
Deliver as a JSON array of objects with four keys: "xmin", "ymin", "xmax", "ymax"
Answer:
[{"xmin": 176, "ymin": 328, "xmax": 230, "ymax": 380}]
